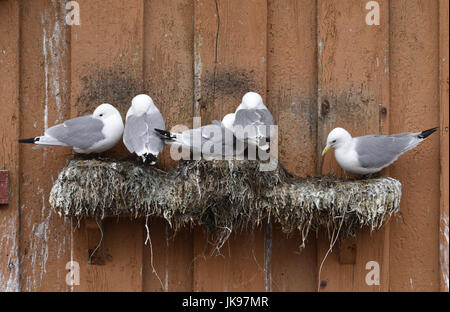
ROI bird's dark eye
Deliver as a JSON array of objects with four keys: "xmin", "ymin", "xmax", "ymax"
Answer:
[
  {"xmin": 99, "ymin": 114, "xmax": 103, "ymax": 117},
  {"xmin": 332, "ymin": 140, "xmax": 336, "ymax": 143}
]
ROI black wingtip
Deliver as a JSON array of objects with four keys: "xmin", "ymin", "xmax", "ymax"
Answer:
[
  {"xmin": 142, "ymin": 153, "xmax": 158, "ymax": 165},
  {"xmin": 418, "ymin": 127, "xmax": 438, "ymax": 139},
  {"xmin": 154, "ymin": 128, "xmax": 175, "ymax": 140},
  {"xmin": 18, "ymin": 137, "xmax": 38, "ymax": 144}
]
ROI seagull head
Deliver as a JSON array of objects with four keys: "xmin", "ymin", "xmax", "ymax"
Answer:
[
  {"xmin": 127, "ymin": 94, "xmax": 158, "ymax": 118},
  {"xmin": 93, "ymin": 103, "xmax": 122, "ymax": 120},
  {"xmin": 221, "ymin": 113, "xmax": 235, "ymax": 130},
  {"xmin": 322, "ymin": 127, "xmax": 352, "ymax": 156},
  {"xmin": 238, "ymin": 92, "xmax": 265, "ymax": 110}
]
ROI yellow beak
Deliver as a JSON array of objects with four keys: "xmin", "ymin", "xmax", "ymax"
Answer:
[{"xmin": 321, "ymin": 145, "xmax": 331, "ymax": 157}]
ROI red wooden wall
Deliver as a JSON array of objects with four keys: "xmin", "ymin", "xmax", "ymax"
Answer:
[{"xmin": 0, "ymin": 0, "xmax": 448, "ymax": 291}]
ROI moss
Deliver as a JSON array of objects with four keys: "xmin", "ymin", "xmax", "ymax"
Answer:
[{"xmin": 49, "ymin": 159, "xmax": 401, "ymax": 247}]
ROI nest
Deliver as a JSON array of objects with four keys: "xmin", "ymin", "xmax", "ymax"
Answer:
[{"xmin": 49, "ymin": 159, "xmax": 401, "ymax": 247}]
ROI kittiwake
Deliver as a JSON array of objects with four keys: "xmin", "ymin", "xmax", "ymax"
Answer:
[
  {"xmin": 229, "ymin": 92, "xmax": 274, "ymax": 151},
  {"xmin": 19, "ymin": 103, "xmax": 124, "ymax": 154},
  {"xmin": 155, "ymin": 115, "xmax": 241, "ymax": 158},
  {"xmin": 321, "ymin": 127, "xmax": 437, "ymax": 174},
  {"xmin": 123, "ymin": 94, "xmax": 165, "ymax": 164}
]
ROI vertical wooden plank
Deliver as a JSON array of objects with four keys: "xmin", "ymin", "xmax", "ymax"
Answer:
[
  {"xmin": 0, "ymin": 0, "xmax": 20, "ymax": 292},
  {"xmin": 267, "ymin": 0, "xmax": 318, "ymax": 291},
  {"xmin": 18, "ymin": 0, "xmax": 73, "ymax": 291},
  {"xmin": 72, "ymin": 218, "xmax": 143, "ymax": 291},
  {"xmin": 142, "ymin": 218, "xmax": 166, "ymax": 291},
  {"xmin": 195, "ymin": 0, "xmax": 267, "ymax": 122},
  {"xmin": 193, "ymin": 0, "xmax": 267, "ymax": 291},
  {"xmin": 193, "ymin": 229, "xmax": 266, "ymax": 291},
  {"xmin": 70, "ymin": 0, "xmax": 145, "ymax": 291},
  {"xmin": 142, "ymin": 0, "xmax": 194, "ymax": 291},
  {"xmin": 439, "ymin": 0, "xmax": 449, "ymax": 293},
  {"xmin": 143, "ymin": 221, "xmax": 194, "ymax": 292},
  {"xmin": 389, "ymin": 0, "xmax": 440, "ymax": 291},
  {"xmin": 316, "ymin": 0, "xmax": 390, "ymax": 291}
]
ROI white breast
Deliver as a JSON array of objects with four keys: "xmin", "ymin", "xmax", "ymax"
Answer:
[{"xmin": 334, "ymin": 141, "xmax": 365, "ymax": 174}]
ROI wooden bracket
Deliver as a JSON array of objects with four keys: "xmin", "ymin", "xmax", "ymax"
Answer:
[
  {"xmin": 0, "ymin": 170, "xmax": 9, "ymax": 205},
  {"xmin": 338, "ymin": 237, "xmax": 357, "ymax": 264},
  {"xmin": 86, "ymin": 218, "xmax": 105, "ymax": 265}
]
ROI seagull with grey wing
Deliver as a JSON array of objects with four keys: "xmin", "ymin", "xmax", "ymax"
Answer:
[
  {"xmin": 226, "ymin": 92, "xmax": 274, "ymax": 152},
  {"xmin": 321, "ymin": 127, "xmax": 437, "ymax": 175},
  {"xmin": 155, "ymin": 113, "xmax": 242, "ymax": 158},
  {"xmin": 19, "ymin": 103, "xmax": 124, "ymax": 153},
  {"xmin": 123, "ymin": 94, "xmax": 166, "ymax": 165}
]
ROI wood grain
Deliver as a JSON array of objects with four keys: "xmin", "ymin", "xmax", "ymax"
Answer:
[
  {"xmin": 193, "ymin": 0, "xmax": 267, "ymax": 291},
  {"xmin": 267, "ymin": 0, "xmax": 318, "ymax": 291},
  {"xmin": 389, "ymin": 0, "xmax": 440, "ymax": 291},
  {"xmin": 142, "ymin": 0, "xmax": 194, "ymax": 291},
  {"xmin": 0, "ymin": 0, "xmax": 20, "ymax": 292},
  {"xmin": 18, "ymin": 0, "xmax": 73, "ymax": 291},
  {"xmin": 70, "ymin": 0, "xmax": 145, "ymax": 291},
  {"xmin": 439, "ymin": 0, "xmax": 449, "ymax": 293},
  {"xmin": 0, "ymin": 0, "xmax": 445, "ymax": 292},
  {"xmin": 316, "ymin": 0, "xmax": 390, "ymax": 292}
]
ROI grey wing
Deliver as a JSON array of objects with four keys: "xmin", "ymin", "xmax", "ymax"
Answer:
[
  {"xmin": 45, "ymin": 116, "xmax": 105, "ymax": 149},
  {"xmin": 221, "ymin": 125, "xmax": 238, "ymax": 156},
  {"xmin": 233, "ymin": 108, "xmax": 274, "ymax": 141},
  {"xmin": 123, "ymin": 115, "xmax": 148, "ymax": 154},
  {"xmin": 233, "ymin": 109, "xmax": 274, "ymax": 127},
  {"xmin": 181, "ymin": 124, "xmax": 220, "ymax": 146},
  {"xmin": 355, "ymin": 133, "xmax": 417, "ymax": 169},
  {"xmin": 145, "ymin": 111, "xmax": 165, "ymax": 154},
  {"xmin": 201, "ymin": 124, "xmax": 223, "ymax": 142},
  {"xmin": 123, "ymin": 112, "xmax": 165, "ymax": 155},
  {"xmin": 200, "ymin": 124, "xmax": 232, "ymax": 156}
]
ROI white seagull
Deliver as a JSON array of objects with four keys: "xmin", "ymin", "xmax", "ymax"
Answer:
[
  {"xmin": 123, "ymin": 94, "xmax": 166, "ymax": 164},
  {"xmin": 19, "ymin": 103, "xmax": 124, "ymax": 154},
  {"xmin": 228, "ymin": 92, "xmax": 274, "ymax": 151},
  {"xmin": 322, "ymin": 127, "xmax": 437, "ymax": 174},
  {"xmin": 155, "ymin": 114, "xmax": 241, "ymax": 158}
]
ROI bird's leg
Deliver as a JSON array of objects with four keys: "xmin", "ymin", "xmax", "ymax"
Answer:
[{"xmin": 358, "ymin": 173, "xmax": 374, "ymax": 180}]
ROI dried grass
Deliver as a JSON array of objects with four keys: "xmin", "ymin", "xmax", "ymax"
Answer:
[{"xmin": 49, "ymin": 159, "xmax": 401, "ymax": 248}]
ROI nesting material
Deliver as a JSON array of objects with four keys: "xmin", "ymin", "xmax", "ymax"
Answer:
[{"xmin": 49, "ymin": 159, "xmax": 401, "ymax": 246}]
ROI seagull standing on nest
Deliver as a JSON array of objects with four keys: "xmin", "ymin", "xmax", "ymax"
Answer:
[
  {"xmin": 19, "ymin": 103, "xmax": 124, "ymax": 154},
  {"xmin": 227, "ymin": 92, "xmax": 274, "ymax": 152},
  {"xmin": 321, "ymin": 127, "xmax": 437, "ymax": 175},
  {"xmin": 155, "ymin": 113, "xmax": 240, "ymax": 158},
  {"xmin": 123, "ymin": 94, "xmax": 166, "ymax": 165}
]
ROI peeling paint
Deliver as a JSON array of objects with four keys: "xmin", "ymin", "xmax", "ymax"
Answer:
[
  {"xmin": 194, "ymin": 33, "xmax": 203, "ymax": 116},
  {"xmin": 0, "ymin": 214, "xmax": 20, "ymax": 292},
  {"xmin": 26, "ymin": 187, "xmax": 52, "ymax": 290},
  {"xmin": 41, "ymin": 0, "xmax": 69, "ymax": 127},
  {"xmin": 440, "ymin": 216, "xmax": 449, "ymax": 291}
]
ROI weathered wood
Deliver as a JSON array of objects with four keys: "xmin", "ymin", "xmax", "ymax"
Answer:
[
  {"xmin": 73, "ymin": 218, "xmax": 144, "ymax": 291},
  {"xmin": 142, "ymin": 0, "xmax": 195, "ymax": 291},
  {"xmin": 389, "ymin": 0, "xmax": 440, "ymax": 291},
  {"xmin": 18, "ymin": 0, "xmax": 73, "ymax": 291},
  {"xmin": 0, "ymin": 0, "xmax": 445, "ymax": 292},
  {"xmin": 338, "ymin": 237, "xmax": 357, "ymax": 265},
  {"xmin": 316, "ymin": 0, "xmax": 390, "ymax": 292},
  {"xmin": 439, "ymin": 0, "xmax": 449, "ymax": 293},
  {"xmin": 86, "ymin": 218, "xmax": 105, "ymax": 265},
  {"xmin": 267, "ymin": 0, "xmax": 318, "ymax": 291},
  {"xmin": 70, "ymin": 0, "xmax": 145, "ymax": 291},
  {"xmin": 193, "ymin": 0, "xmax": 267, "ymax": 291},
  {"xmin": 0, "ymin": 0, "xmax": 20, "ymax": 292},
  {"xmin": 0, "ymin": 171, "xmax": 9, "ymax": 205}
]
